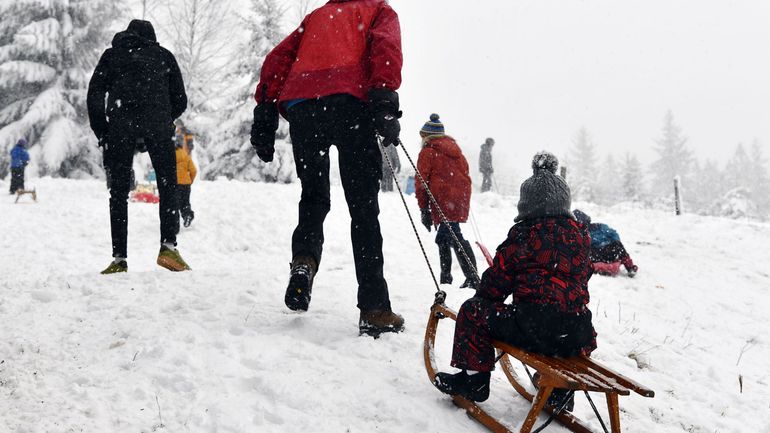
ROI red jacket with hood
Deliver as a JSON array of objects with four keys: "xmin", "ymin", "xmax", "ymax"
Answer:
[
  {"xmin": 416, "ymin": 135, "xmax": 472, "ymax": 225},
  {"xmin": 255, "ymin": 0, "xmax": 402, "ymax": 109}
]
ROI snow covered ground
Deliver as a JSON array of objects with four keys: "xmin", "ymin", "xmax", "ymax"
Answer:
[{"xmin": 1, "ymin": 177, "xmax": 769, "ymax": 433}]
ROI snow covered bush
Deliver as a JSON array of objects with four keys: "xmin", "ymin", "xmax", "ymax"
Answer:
[
  {"xmin": 0, "ymin": 0, "xmax": 121, "ymax": 179},
  {"xmin": 711, "ymin": 187, "xmax": 758, "ymax": 220}
]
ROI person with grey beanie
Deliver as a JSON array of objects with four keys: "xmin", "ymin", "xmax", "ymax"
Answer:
[{"xmin": 434, "ymin": 151, "xmax": 595, "ymax": 411}]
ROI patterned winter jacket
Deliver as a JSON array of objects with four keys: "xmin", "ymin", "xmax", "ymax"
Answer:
[{"xmin": 476, "ymin": 217, "xmax": 593, "ymax": 314}]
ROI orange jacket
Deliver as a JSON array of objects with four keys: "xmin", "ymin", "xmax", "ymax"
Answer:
[
  {"xmin": 176, "ymin": 147, "xmax": 197, "ymax": 185},
  {"xmin": 416, "ymin": 135, "xmax": 472, "ymax": 225}
]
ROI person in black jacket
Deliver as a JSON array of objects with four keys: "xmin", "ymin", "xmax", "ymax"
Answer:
[{"xmin": 87, "ymin": 19, "xmax": 191, "ymax": 274}]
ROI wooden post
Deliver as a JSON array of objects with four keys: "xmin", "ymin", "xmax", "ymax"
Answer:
[
  {"xmin": 673, "ymin": 176, "xmax": 682, "ymax": 216},
  {"xmin": 560, "ymin": 166, "xmax": 567, "ymax": 180}
]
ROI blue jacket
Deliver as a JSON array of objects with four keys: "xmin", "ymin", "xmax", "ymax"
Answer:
[
  {"xmin": 589, "ymin": 223, "xmax": 620, "ymax": 249},
  {"xmin": 10, "ymin": 144, "xmax": 30, "ymax": 169}
]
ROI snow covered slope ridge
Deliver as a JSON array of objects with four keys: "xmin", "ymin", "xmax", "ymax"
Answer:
[{"xmin": 1, "ymin": 178, "xmax": 768, "ymax": 433}]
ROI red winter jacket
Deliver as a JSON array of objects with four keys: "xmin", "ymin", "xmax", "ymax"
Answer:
[
  {"xmin": 255, "ymin": 0, "xmax": 402, "ymax": 109},
  {"xmin": 416, "ymin": 135, "xmax": 472, "ymax": 225}
]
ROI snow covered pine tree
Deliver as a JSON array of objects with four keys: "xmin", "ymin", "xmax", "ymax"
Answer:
[
  {"xmin": 202, "ymin": 0, "xmax": 295, "ymax": 183},
  {"xmin": 0, "ymin": 0, "xmax": 120, "ymax": 179}
]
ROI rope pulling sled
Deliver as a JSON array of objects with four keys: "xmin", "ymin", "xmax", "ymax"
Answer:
[{"xmin": 378, "ymin": 139, "xmax": 654, "ymax": 433}]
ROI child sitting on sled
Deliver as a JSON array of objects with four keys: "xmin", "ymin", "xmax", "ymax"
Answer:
[
  {"xmin": 434, "ymin": 152, "xmax": 597, "ymax": 409},
  {"xmin": 573, "ymin": 209, "xmax": 638, "ymax": 277}
]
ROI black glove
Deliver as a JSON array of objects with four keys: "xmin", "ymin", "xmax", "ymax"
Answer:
[
  {"xmin": 368, "ymin": 88, "xmax": 402, "ymax": 147},
  {"xmin": 251, "ymin": 103, "xmax": 279, "ymax": 162},
  {"xmin": 421, "ymin": 208, "xmax": 432, "ymax": 232}
]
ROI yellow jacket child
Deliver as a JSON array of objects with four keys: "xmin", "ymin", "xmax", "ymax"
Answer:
[{"xmin": 176, "ymin": 147, "xmax": 197, "ymax": 185}]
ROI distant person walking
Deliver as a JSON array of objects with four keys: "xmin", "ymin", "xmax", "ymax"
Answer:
[
  {"xmin": 87, "ymin": 19, "xmax": 191, "ymax": 274},
  {"xmin": 380, "ymin": 143, "xmax": 401, "ymax": 192},
  {"xmin": 479, "ymin": 137, "xmax": 495, "ymax": 192},
  {"xmin": 250, "ymin": 0, "xmax": 405, "ymax": 336},
  {"xmin": 175, "ymin": 139, "xmax": 197, "ymax": 229},
  {"xmin": 416, "ymin": 114, "xmax": 478, "ymax": 289},
  {"xmin": 9, "ymin": 138, "xmax": 30, "ymax": 194}
]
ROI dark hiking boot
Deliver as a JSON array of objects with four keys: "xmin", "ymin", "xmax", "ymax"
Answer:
[
  {"xmin": 459, "ymin": 278, "xmax": 478, "ymax": 289},
  {"xmin": 101, "ymin": 260, "xmax": 127, "ymax": 274},
  {"xmin": 157, "ymin": 246, "xmax": 191, "ymax": 271},
  {"xmin": 454, "ymin": 240, "xmax": 478, "ymax": 288},
  {"xmin": 285, "ymin": 256, "xmax": 317, "ymax": 311},
  {"xmin": 434, "ymin": 370, "xmax": 491, "ymax": 402},
  {"xmin": 359, "ymin": 309, "xmax": 405, "ymax": 337},
  {"xmin": 626, "ymin": 264, "xmax": 638, "ymax": 278},
  {"xmin": 547, "ymin": 388, "xmax": 575, "ymax": 412}
]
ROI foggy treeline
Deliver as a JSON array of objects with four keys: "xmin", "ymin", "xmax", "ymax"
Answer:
[{"xmin": 563, "ymin": 111, "xmax": 770, "ymax": 220}]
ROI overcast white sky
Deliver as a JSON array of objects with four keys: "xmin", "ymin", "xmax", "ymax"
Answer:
[
  {"xmin": 389, "ymin": 0, "xmax": 770, "ymax": 178},
  {"xmin": 140, "ymin": 0, "xmax": 770, "ymax": 182}
]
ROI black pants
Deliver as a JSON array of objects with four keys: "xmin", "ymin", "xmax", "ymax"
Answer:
[
  {"xmin": 104, "ymin": 137, "xmax": 178, "ymax": 258},
  {"xmin": 176, "ymin": 184, "xmax": 193, "ymax": 222},
  {"xmin": 436, "ymin": 222, "xmax": 477, "ymax": 282},
  {"xmin": 452, "ymin": 297, "xmax": 596, "ymax": 371},
  {"xmin": 287, "ymin": 95, "xmax": 391, "ymax": 311},
  {"xmin": 10, "ymin": 167, "xmax": 25, "ymax": 193}
]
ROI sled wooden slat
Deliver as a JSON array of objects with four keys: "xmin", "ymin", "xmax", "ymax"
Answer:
[{"xmin": 424, "ymin": 301, "xmax": 654, "ymax": 433}]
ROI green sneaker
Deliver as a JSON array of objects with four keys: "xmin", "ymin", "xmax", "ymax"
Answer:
[
  {"xmin": 101, "ymin": 260, "xmax": 127, "ymax": 274},
  {"xmin": 157, "ymin": 246, "xmax": 191, "ymax": 272}
]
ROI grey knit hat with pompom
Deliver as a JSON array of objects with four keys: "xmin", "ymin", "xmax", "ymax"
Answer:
[{"xmin": 515, "ymin": 151, "xmax": 574, "ymax": 222}]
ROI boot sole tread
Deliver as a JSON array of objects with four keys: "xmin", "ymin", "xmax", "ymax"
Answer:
[{"xmin": 285, "ymin": 274, "xmax": 311, "ymax": 311}]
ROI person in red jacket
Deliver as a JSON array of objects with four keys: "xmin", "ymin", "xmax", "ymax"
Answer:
[
  {"xmin": 250, "ymin": 0, "xmax": 404, "ymax": 337},
  {"xmin": 434, "ymin": 152, "xmax": 596, "ymax": 411},
  {"xmin": 416, "ymin": 114, "xmax": 478, "ymax": 289}
]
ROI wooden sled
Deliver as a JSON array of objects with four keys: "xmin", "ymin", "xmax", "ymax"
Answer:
[
  {"xmin": 423, "ymin": 294, "xmax": 654, "ymax": 433},
  {"xmin": 14, "ymin": 188, "xmax": 37, "ymax": 203}
]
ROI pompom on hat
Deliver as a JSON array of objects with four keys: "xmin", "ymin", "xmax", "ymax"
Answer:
[
  {"xmin": 515, "ymin": 152, "xmax": 574, "ymax": 222},
  {"xmin": 420, "ymin": 113, "xmax": 445, "ymax": 136},
  {"xmin": 531, "ymin": 150, "xmax": 559, "ymax": 174}
]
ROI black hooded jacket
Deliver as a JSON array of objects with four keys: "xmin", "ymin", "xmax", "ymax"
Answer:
[{"xmin": 87, "ymin": 20, "xmax": 187, "ymax": 142}]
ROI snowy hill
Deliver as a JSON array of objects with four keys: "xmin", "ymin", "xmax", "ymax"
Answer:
[{"xmin": 1, "ymin": 178, "xmax": 769, "ymax": 432}]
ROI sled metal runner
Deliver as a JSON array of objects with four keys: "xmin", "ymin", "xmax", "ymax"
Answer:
[{"xmin": 423, "ymin": 295, "xmax": 654, "ymax": 433}]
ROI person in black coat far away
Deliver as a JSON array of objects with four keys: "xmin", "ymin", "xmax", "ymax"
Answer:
[{"xmin": 87, "ymin": 19, "xmax": 191, "ymax": 274}]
